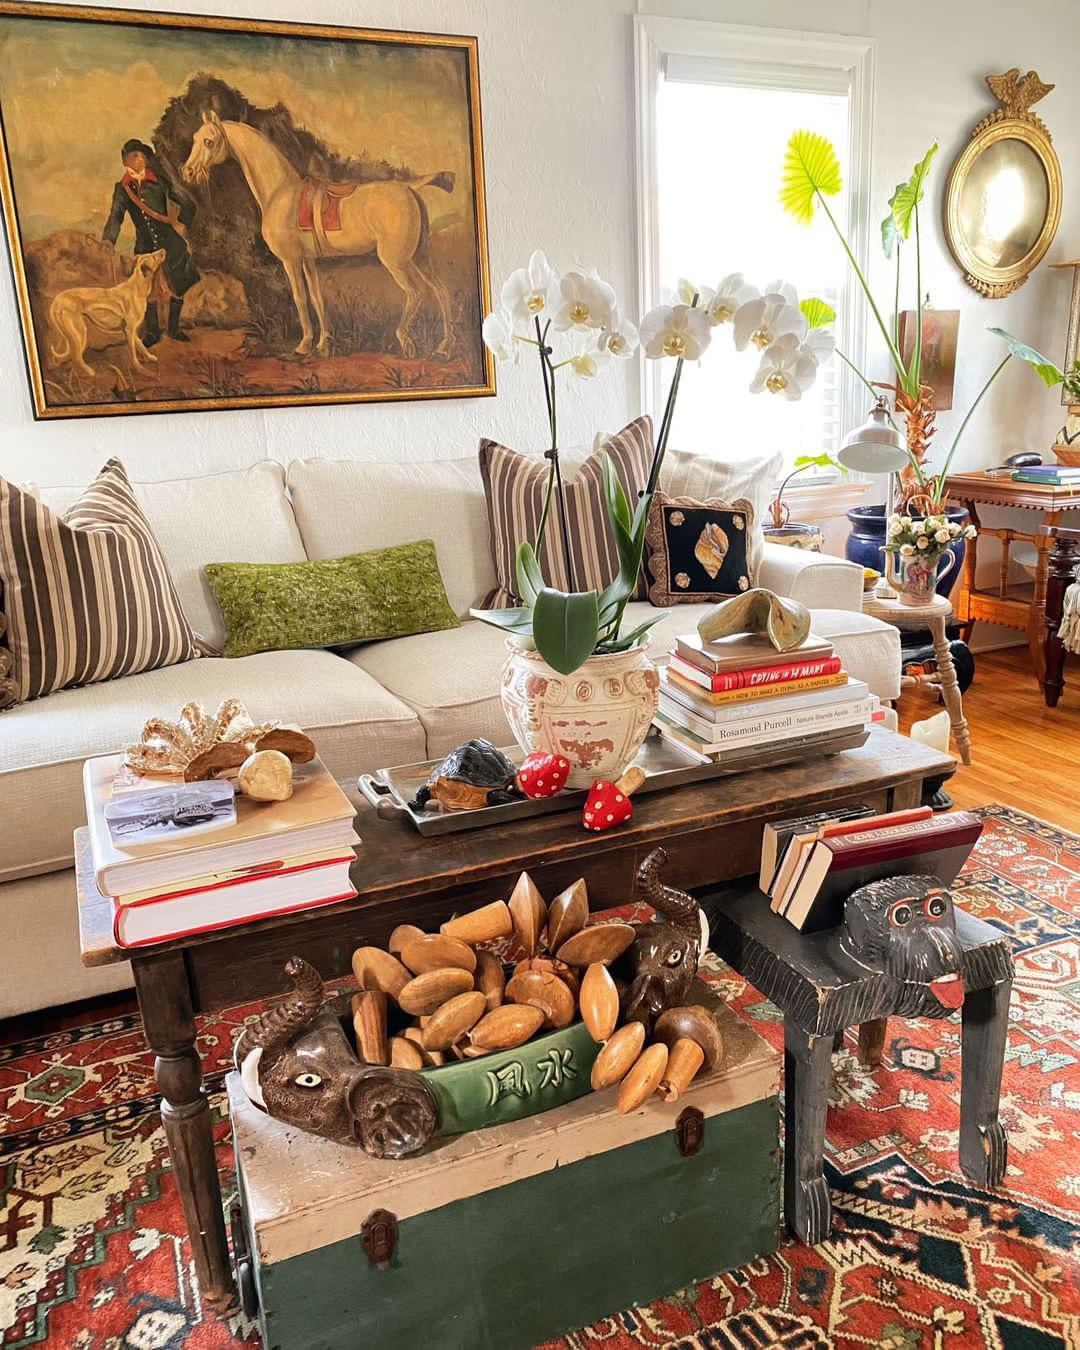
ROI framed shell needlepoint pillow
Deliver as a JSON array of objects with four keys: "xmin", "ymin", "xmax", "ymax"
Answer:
[{"xmin": 644, "ymin": 494, "xmax": 754, "ymax": 607}]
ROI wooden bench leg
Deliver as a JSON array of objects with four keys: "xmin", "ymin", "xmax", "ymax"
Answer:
[
  {"xmin": 857, "ymin": 1018, "xmax": 887, "ymax": 1068},
  {"xmin": 783, "ymin": 1022, "xmax": 833, "ymax": 1244},
  {"xmin": 959, "ymin": 979, "xmax": 1011, "ymax": 1188}
]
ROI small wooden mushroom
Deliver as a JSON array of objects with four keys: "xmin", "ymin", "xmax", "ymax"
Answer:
[{"xmin": 653, "ymin": 1005, "xmax": 724, "ymax": 1101}]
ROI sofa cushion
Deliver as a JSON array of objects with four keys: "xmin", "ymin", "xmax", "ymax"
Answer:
[
  {"xmin": 286, "ymin": 457, "xmax": 496, "ymax": 618},
  {"xmin": 346, "ymin": 605, "xmax": 901, "ymax": 762},
  {"xmin": 39, "ymin": 462, "xmax": 308, "ymax": 652},
  {"xmin": 0, "ymin": 649, "xmax": 423, "ymax": 884}
]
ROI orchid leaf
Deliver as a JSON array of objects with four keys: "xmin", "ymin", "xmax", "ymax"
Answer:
[
  {"xmin": 988, "ymin": 328, "xmax": 1064, "ymax": 387},
  {"xmin": 595, "ymin": 617, "xmax": 663, "ymax": 654},
  {"xmin": 515, "ymin": 542, "xmax": 545, "ymax": 608},
  {"xmin": 469, "ymin": 605, "xmax": 533, "ymax": 635},
  {"xmin": 601, "ymin": 453, "xmax": 632, "ymax": 536},
  {"xmin": 800, "ymin": 297, "xmax": 836, "ymax": 329},
  {"xmin": 531, "ymin": 588, "xmax": 600, "ymax": 675},
  {"xmin": 779, "ymin": 130, "xmax": 843, "ymax": 225},
  {"xmin": 890, "ymin": 144, "xmax": 938, "ymax": 240}
]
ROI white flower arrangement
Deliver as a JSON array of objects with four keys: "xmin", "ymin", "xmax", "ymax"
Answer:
[{"xmin": 883, "ymin": 513, "xmax": 976, "ymax": 560}]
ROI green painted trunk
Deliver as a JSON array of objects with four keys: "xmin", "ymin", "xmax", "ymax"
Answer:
[{"xmin": 236, "ymin": 1094, "xmax": 779, "ymax": 1350}]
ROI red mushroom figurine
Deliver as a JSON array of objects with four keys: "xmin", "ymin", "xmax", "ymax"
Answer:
[
  {"xmin": 517, "ymin": 752, "xmax": 570, "ymax": 800},
  {"xmin": 582, "ymin": 766, "xmax": 646, "ymax": 832}
]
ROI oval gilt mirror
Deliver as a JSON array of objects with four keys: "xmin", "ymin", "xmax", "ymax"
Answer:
[{"xmin": 944, "ymin": 70, "xmax": 1061, "ymax": 298}]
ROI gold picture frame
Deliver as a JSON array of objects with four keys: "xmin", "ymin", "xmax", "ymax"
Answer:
[
  {"xmin": 943, "ymin": 70, "xmax": 1062, "ymax": 300},
  {"xmin": 0, "ymin": 2, "xmax": 494, "ymax": 419}
]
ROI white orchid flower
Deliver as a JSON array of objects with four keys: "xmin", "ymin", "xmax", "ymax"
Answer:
[
  {"xmin": 568, "ymin": 346, "xmax": 608, "ymax": 379},
  {"xmin": 803, "ymin": 326, "xmax": 836, "ymax": 365},
  {"xmin": 552, "ymin": 267, "xmax": 617, "ymax": 332},
  {"xmin": 501, "ymin": 249, "xmax": 560, "ymax": 325},
  {"xmin": 597, "ymin": 310, "xmax": 638, "ymax": 359},
  {"xmin": 749, "ymin": 333, "xmax": 818, "ymax": 401},
  {"xmin": 706, "ymin": 273, "xmax": 760, "ymax": 325},
  {"xmin": 639, "ymin": 303, "xmax": 712, "ymax": 361},
  {"xmin": 481, "ymin": 308, "xmax": 519, "ymax": 363},
  {"xmin": 734, "ymin": 288, "xmax": 807, "ymax": 352}
]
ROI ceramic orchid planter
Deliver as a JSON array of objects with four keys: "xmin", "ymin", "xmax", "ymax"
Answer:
[{"xmin": 500, "ymin": 638, "xmax": 660, "ymax": 790}]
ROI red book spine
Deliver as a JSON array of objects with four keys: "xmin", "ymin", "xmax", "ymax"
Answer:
[
  {"xmin": 827, "ymin": 820, "xmax": 982, "ymax": 869},
  {"xmin": 674, "ymin": 655, "xmax": 843, "ymax": 692}
]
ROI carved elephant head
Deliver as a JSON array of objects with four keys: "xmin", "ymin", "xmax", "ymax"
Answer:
[
  {"xmin": 617, "ymin": 848, "xmax": 708, "ymax": 1033},
  {"xmin": 234, "ymin": 957, "xmax": 438, "ymax": 1157},
  {"xmin": 839, "ymin": 874, "xmax": 966, "ymax": 1018}
]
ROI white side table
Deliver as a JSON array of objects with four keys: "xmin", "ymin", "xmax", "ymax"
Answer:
[{"xmin": 862, "ymin": 591, "xmax": 972, "ymax": 766}]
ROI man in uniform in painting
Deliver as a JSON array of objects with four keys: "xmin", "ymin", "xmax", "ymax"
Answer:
[{"xmin": 102, "ymin": 138, "xmax": 200, "ymax": 346}]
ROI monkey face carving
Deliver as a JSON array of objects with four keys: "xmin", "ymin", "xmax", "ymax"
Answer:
[{"xmin": 839, "ymin": 875, "xmax": 966, "ymax": 1018}]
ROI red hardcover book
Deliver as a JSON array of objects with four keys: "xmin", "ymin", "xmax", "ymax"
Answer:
[
  {"xmin": 668, "ymin": 652, "xmax": 843, "ymax": 692},
  {"xmin": 783, "ymin": 812, "xmax": 983, "ymax": 932}
]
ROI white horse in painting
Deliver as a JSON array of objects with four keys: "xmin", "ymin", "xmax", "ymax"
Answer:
[{"xmin": 181, "ymin": 110, "xmax": 456, "ymax": 358}]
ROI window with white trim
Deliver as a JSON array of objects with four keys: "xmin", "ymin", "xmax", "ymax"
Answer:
[{"xmin": 635, "ymin": 20, "xmax": 874, "ymax": 480}]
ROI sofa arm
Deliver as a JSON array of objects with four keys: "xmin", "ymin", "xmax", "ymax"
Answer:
[{"xmin": 757, "ymin": 542, "xmax": 864, "ymax": 612}]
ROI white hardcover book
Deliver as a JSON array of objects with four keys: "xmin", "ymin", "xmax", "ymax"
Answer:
[
  {"xmin": 659, "ymin": 669, "xmax": 869, "ymax": 723},
  {"xmin": 656, "ymin": 698, "xmax": 872, "ymax": 752}
]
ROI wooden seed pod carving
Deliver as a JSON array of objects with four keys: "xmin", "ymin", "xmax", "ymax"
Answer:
[
  {"xmin": 398, "ymin": 968, "xmax": 475, "ymax": 1017},
  {"xmin": 400, "ymin": 934, "xmax": 477, "ymax": 976},
  {"xmin": 389, "ymin": 1036, "xmax": 425, "ymax": 1070},
  {"xmin": 474, "ymin": 950, "xmax": 506, "ymax": 1011},
  {"xmin": 351, "ymin": 947, "xmax": 411, "ymax": 1001},
  {"xmin": 617, "ymin": 1043, "xmax": 669, "ymax": 1114},
  {"xmin": 421, "ymin": 991, "xmax": 487, "ymax": 1051},
  {"xmin": 590, "ymin": 1021, "xmax": 646, "ymax": 1091},
  {"xmin": 505, "ymin": 969, "xmax": 575, "ymax": 1029},
  {"xmin": 513, "ymin": 956, "xmax": 579, "ymax": 997},
  {"xmin": 351, "ymin": 990, "xmax": 388, "ymax": 1065},
  {"xmin": 388, "ymin": 924, "xmax": 426, "ymax": 955},
  {"xmin": 469, "ymin": 1003, "xmax": 545, "ymax": 1051},
  {"xmin": 556, "ymin": 922, "xmax": 636, "ymax": 968},
  {"xmin": 546, "ymin": 879, "xmax": 589, "ymax": 951},
  {"xmin": 440, "ymin": 900, "xmax": 513, "ymax": 944},
  {"xmin": 580, "ymin": 963, "xmax": 620, "ymax": 1043},
  {"xmin": 508, "ymin": 872, "xmax": 547, "ymax": 956}
]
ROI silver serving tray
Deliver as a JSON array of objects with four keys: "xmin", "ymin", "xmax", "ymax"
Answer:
[{"xmin": 357, "ymin": 724, "xmax": 869, "ymax": 835}]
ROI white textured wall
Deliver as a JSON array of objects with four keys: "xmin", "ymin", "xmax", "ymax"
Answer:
[{"xmin": 1, "ymin": 0, "xmax": 1077, "ymax": 493}]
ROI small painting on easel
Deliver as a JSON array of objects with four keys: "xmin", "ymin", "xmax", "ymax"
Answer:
[{"xmin": 899, "ymin": 308, "xmax": 960, "ymax": 411}]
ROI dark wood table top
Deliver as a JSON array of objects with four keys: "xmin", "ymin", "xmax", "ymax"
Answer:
[
  {"xmin": 945, "ymin": 470, "xmax": 1080, "ymax": 511},
  {"xmin": 78, "ymin": 728, "xmax": 953, "ymax": 978}
]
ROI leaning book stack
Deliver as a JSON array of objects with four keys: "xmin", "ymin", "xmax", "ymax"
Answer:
[
  {"xmin": 83, "ymin": 753, "xmax": 360, "ymax": 948},
  {"xmin": 653, "ymin": 629, "xmax": 881, "ymax": 765}
]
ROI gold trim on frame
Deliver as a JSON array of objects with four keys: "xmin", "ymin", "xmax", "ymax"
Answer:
[
  {"xmin": 943, "ymin": 70, "xmax": 1062, "ymax": 300},
  {"xmin": 0, "ymin": 1, "xmax": 495, "ymax": 419}
]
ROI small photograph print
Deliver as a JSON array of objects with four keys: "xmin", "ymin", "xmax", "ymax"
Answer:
[{"xmin": 105, "ymin": 779, "xmax": 237, "ymax": 844}]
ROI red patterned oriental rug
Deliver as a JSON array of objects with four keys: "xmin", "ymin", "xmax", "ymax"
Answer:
[{"xmin": 2, "ymin": 805, "xmax": 1079, "ymax": 1349}]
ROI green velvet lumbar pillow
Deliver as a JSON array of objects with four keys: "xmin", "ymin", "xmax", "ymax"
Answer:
[{"xmin": 205, "ymin": 541, "xmax": 459, "ymax": 658}]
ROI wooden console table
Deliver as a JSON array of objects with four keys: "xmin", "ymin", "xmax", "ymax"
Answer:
[{"xmin": 945, "ymin": 470, "xmax": 1080, "ymax": 702}]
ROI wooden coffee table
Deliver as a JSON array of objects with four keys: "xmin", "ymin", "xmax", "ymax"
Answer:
[{"xmin": 76, "ymin": 727, "xmax": 953, "ymax": 1308}]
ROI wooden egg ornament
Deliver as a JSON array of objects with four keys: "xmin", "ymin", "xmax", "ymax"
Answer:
[
  {"xmin": 590, "ymin": 1021, "xmax": 646, "ymax": 1090},
  {"xmin": 469, "ymin": 1003, "xmax": 545, "ymax": 1051},
  {"xmin": 556, "ymin": 921, "xmax": 636, "ymax": 967},
  {"xmin": 582, "ymin": 766, "xmax": 645, "ymax": 833},
  {"xmin": 400, "ymin": 934, "xmax": 477, "ymax": 975},
  {"xmin": 474, "ymin": 950, "xmax": 506, "ymax": 1011},
  {"xmin": 389, "ymin": 1036, "xmax": 425, "ymax": 1070},
  {"xmin": 237, "ymin": 748, "xmax": 294, "ymax": 802},
  {"xmin": 617, "ymin": 1042, "xmax": 669, "ymax": 1114},
  {"xmin": 388, "ymin": 923, "xmax": 426, "ymax": 955},
  {"xmin": 580, "ymin": 963, "xmax": 620, "ymax": 1042},
  {"xmin": 657, "ymin": 1038, "xmax": 705, "ymax": 1102},
  {"xmin": 505, "ymin": 968, "xmax": 576, "ymax": 1029},
  {"xmin": 398, "ymin": 967, "xmax": 475, "ymax": 1016},
  {"xmin": 351, "ymin": 990, "xmax": 389, "ymax": 1065},
  {"xmin": 546, "ymin": 879, "xmax": 588, "ymax": 951},
  {"xmin": 653, "ymin": 1005, "xmax": 724, "ymax": 1073},
  {"xmin": 421, "ymin": 991, "xmax": 487, "ymax": 1051},
  {"xmin": 441, "ymin": 899, "xmax": 513, "ymax": 944},
  {"xmin": 508, "ymin": 872, "xmax": 547, "ymax": 956},
  {"xmin": 516, "ymin": 751, "xmax": 570, "ymax": 799},
  {"xmin": 351, "ymin": 947, "xmax": 411, "ymax": 1001}
]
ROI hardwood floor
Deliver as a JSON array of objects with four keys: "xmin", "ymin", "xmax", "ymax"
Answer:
[{"xmin": 895, "ymin": 645, "xmax": 1080, "ymax": 830}]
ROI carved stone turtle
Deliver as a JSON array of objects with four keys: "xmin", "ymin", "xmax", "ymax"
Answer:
[{"xmin": 411, "ymin": 738, "xmax": 523, "ymax": 812}]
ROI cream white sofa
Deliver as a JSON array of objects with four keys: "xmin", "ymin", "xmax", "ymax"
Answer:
[{"xmin": 0, "ymin": 457, "xmax": 901, "ymax": 1016}]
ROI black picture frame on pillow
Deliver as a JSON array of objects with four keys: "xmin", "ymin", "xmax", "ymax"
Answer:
[{"xmin": 644, "ymin": 494, "xmax": 753, "ymax": 607}]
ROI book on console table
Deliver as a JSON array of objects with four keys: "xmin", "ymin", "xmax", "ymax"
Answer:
[
  {"xmin": 656, "ymin": 693, "xmax": 872, "ymax": 752},
  {"xmin": 661, "ymin": 669, "xmax": 867, "ymax": 724},
  {"xmin": 673, "ymin": 630, "xmax": 834, "ymax": 675},
  {"xmin": 668, "ymin": 651, "xmax": 842, "ymax": 692},
  {"xmin": 666, "ymin": 666, "xmax": 848, "ymax": 706}
]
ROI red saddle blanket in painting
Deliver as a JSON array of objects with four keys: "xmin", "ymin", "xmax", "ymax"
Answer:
[{"xmin": 297, "ymin": 179, "xmax": 358, "ymax": 232}]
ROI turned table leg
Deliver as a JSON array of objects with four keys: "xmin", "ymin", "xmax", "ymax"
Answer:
[
  {"xmin": 134, "ymin": 953, "xmax": 234, "ymax": 1309},
  {"xmin": 930, "ymin": 614, "xmax": 971, "ymax": 766},
  {"xmin": 857, "ymin": 1018, "xmax": 888, "ymax": 1068},
  {"xmin": 783, "ymin": 1023, "xmax": 834, "ymax": 1244},
  {"xmin": 959, "ymin": 979, "xmax": 1011, "ymax": 1188},
  {"xmin": 1042, "ymin": 533, "xmax": 1079, "ymax": 708}
]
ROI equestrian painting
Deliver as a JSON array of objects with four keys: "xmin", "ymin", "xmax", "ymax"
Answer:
[{"xmin": 0, "ymin": 4, "xmax": 493, "ymax": 419}]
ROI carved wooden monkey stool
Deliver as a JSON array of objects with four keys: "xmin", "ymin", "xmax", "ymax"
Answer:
[{"xmin": 703, "ymin": 876, "xmax": 1014, "ymax": 1245}]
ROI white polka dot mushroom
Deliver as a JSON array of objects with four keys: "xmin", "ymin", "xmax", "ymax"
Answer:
[
  {"xmin": 516, "ymin": 752, "xmax": 571, "ymax": 800},
  {"xmin": 581, "ymin": 766, "xmax": 646, "ymax": 833}
]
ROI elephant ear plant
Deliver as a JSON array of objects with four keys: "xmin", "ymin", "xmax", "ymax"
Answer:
[
  {"xmin": 473, "ymin": 254, "xmax": 838, "ymax": 675},
  {"xmin": 779, "ymin": 131, "xmax": 1067, "ymax": 510}
]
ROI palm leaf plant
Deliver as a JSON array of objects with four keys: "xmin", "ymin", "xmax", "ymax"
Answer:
[
  {"xmin": 779, "ymin": 130, "xmax": 1067, "ymax": 508},
  {"xmin": 473, "ymin": 256, "xmax": 838, "ymax": 675}
]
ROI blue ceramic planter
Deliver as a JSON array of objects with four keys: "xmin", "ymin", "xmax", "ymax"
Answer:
[{"xmin": 844, "ymin": 504, "xmax": 968, "ymax": 599}]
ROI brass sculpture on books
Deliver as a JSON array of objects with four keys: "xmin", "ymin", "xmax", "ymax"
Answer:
[{"xmin": 696, "ymin": 588, "xmax": 811, "ymax": 653}]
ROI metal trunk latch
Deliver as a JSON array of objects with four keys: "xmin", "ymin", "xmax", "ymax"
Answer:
[
  {"xmin": 361, "ymin": 1208, "xmax": 398, "ymax": 1269},
  {"xmin": 676, "ymin": 1105, "xmax": 705, "ymax": 1157}
]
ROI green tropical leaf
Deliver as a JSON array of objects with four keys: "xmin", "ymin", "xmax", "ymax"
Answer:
[
  {"xmin": 469, "ymin": 605, "xmax": 533, "ymax": 634},
  {"xmin": 595, "ymin": 617, "xmax": 663, "ymax": 654},
  {"xmin": 601, "ymin": 453, "xmax": 631, "ymax": 535},
  {"xmin": 531, "ymin": 588, "xmax": 600, "ymax": 675},
  {"xmin": 889, "ymin": 144, "xmax": 938, "ymax": 240},
  {"xmin": 988, "ymin": 328, "xmax": 1064, "ymax": 387},
  {"xmin": 799, "ymin": 297, "xmax": 836, "ymax": 329},
  {"xmin": 794, "ymin": 452, "xmax": 843, "ymax": 472},
  {"xmin": 515, "ymin": 542, "xmax": 544, "ymax": 607},
  {"xmin": 881, "ymin": 210, "xmax": 900, "ymax": 259},
  {"xmin": 779, "ymin": 130, "xmax": 843, "ymax": 225}
]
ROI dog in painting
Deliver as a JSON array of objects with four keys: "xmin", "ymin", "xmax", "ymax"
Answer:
[{"xmin": 48, "ymin": 248, "xmax": 167, "ymax": 377}]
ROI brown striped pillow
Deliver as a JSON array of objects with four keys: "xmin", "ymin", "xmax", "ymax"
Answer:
[
  {"xmin": 479, "ymin": 416, "xmax": 653, "ymax": 607},
  {"xmin": 0, "ymin": 459, "xmax": 200, "ymax": 704}
]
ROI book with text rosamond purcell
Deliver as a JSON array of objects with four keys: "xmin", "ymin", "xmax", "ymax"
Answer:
[{"xmin": 84, "ymin": 753, "xmax": 358, "ymax": 897}]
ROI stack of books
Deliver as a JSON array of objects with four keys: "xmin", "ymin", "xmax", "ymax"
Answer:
[
  {"xmin": 654, "ymin": 629, "xmax": 881, "ymax": 762},
  {"xmin": 760, "ymin": 804, "xmax": 983, "ymax": 931},
  {"xmin": 1011, "ymin": 463, "xmax": 1080, "ymax": 489},
  {"xmin": 84, "ymin": 753, "xmax": 359, "ymax": 948}
]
